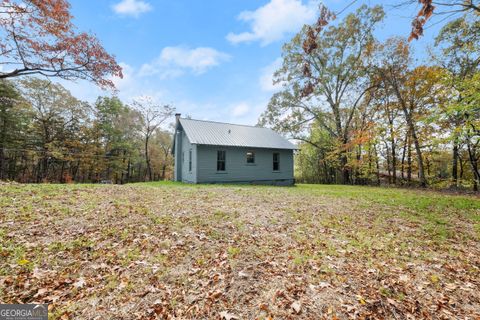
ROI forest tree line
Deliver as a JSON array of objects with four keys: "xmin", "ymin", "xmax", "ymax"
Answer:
[
  {"xmin": 0, "ymin": 1, "xmax": 479, "ymax": 189},
  {"xmin": 0, "ymin": 78, "xmax": 174, "ymax": 183},
  {"xmin": 259, "ymin": 5, "xmax": 480, "ymax": 191}
]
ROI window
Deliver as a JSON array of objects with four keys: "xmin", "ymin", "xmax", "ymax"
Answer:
[
  {"xmin": 217, "ymin": 150, "xmax": 226, "ymax": 171},
  {"xmin": 273, "ymin": 152, "xmax": 280, "ymax": 171},
  {"xmin": 189, "ymin": 149, "xmax": 192, "ymax": 172},
  {"xmin": 246, "ymin": 151, "xmax": 255, "ymax": 164}
]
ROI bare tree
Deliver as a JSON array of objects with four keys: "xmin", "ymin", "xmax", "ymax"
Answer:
[{"xmin": 131, "ymin": 96, "xmax": 174, "ymax": 181}]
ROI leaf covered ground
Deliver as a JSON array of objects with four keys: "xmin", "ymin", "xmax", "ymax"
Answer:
[{"xmin": 0, "ymin": 182, "xmax": 479, "ymax": 319}]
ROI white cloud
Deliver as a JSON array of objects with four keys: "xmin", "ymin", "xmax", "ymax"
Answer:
[
  {"xmin": 59, "ymin": 62, "xmax": 168, "ymax": 104},
  {"xmin": 259, "ymin": 57, "xmax": 283, "ymax": 91},
  {"xmin": 227, "ymin": 0, "xmax": 317, "ymax": 46},
  {"xmin": 139, "ymin": 46, "xmax": 231, "ymax": 78},
  {"xmin": 231, "ymin": 102, "xmax": 251, "ymax": 117},
  {"xmin": 112, "ymin": 0, "xmax": 152, "ymax": 18}
]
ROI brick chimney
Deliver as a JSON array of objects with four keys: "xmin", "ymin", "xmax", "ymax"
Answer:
[{"xmin": 175, "ymin": 113, "xmax": 181, "ymax": 126}]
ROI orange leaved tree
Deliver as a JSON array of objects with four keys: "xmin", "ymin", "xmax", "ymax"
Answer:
[{"xmin": 0, "ymin": 0, "xmax": 122, "ymax": 88}]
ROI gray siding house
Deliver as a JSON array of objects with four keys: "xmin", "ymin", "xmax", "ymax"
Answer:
[{"xmin": 172, "ymin": 114, "xmax": 296, "ymax": 185}]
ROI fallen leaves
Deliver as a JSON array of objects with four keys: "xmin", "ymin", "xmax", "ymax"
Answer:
[
  {"xmin": 0, "ymin": 183, "xmax": 479, "ymax": 319},
  {"xmin": 219, "ymin": 311, "xmax": 239, "ymax": 320},
  {"xmin": 73, "ymin": 277, "xmax": 86, "ymax": 289},
  {"xmin": 17, "ymin": 258, "xmax": 30, "ymax": 266},
  {"xmin": 291, "ymin": 300, "xmax": 302, "ymax": 314},
  {"xmin": 238, "ymin": 270, "xmax": 249, "ymax": 279}
]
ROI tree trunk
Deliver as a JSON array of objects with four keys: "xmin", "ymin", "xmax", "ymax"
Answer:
[
  {"xmin": 36, "ymin": 160, "xmax": 42, "ymax": 183},
  {"xmin": 403, "ymin": 107, "xmax": 427, "ymax": 187},
  {"xmin": 373, "ymin": 143, "xmax": 381, "ymax": 185},
  {"xmin": 354, "ymin": 145, "xmax": 362, "ymax": 184},
  {"xmin": 385, "ymin": 142, "xmax": 391, "ymax": 183},
  {"xmin": 120, "ymin": 150, "xmax": 127, "ymax": 184},
  {"xmin": 340, "ymin": 154, "xmax": 349, "ymax": 184},
  {"xmin": 401, "ymin": 132, "xmax": 407, "ymax": 181},
  {"xmin": 127, "ymin": 158, "xmax": 131, "ymax": 183},
  {"xmin": 145, "ymin": 134, "xmax": 152, "ymax": 181},
  {"xmin": 407, "ymin": 132, "xmax": 412, "ymax": 184},
  {"xmin": 466, "ymin": 139, "xmax": 479, "ymax": 192},
  {"xmin": 411, "ymin": 128, "xmax": 427, "ymax": 187},
  {"xmin": 390, "ymin": 136, "xmax": 397, "ymax": 185},
  {"xmin": 0, "ymin": 122, "xmax": 5, "ymax": 180},
  {"xmin": 459, "ymin": 156, "xmax": 464, "ymax": 180},
  {"xmin": 0, "ymin": 146, "xmax": 4, "ymax": 181},
  {"xmin": 72, "ymin": 161, "xmax": 79, "ymax": 181},
  {"xmin": 137, "ymin": 162, "xmax": 142, "ymax": 182},
  {"xmin": 452, "ymin": 138, "xmax": 459, "ymax": 188},
  {"xmin": 60, "ymin": 161, "xmax": 65, "ymax": 183},
  {"xmin": 389, "ymin": 76, "xmax": 426, "ymax": 187}
]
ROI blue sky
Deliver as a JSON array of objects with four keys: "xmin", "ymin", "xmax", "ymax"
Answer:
[{"xmin": 63, "ymin": 0, "xmax": 441, "ymax": 125}]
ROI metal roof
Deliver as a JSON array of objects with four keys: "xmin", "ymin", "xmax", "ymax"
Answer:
[{"xmin": 179, "ymin": 118, "xmax": 297, "ymax": 150}]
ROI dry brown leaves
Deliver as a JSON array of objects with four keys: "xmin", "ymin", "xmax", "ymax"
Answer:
[{"xmin": 0, "ymin": 183, "xmax": 479, "ymax": 319}]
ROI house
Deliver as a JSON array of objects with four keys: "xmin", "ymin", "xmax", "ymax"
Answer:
[{"xmin": 172, "ymin": 114, "xmax": 296, "ymax": 185}]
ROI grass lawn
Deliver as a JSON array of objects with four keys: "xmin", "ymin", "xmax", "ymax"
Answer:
[{"xmin": 0, "ymin": 182, "xmax": 479, "ymax": 319}]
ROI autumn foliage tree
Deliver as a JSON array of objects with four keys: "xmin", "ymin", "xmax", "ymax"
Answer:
[
  {"xmin": 0, "ymin": 0, "xmax": 122, "ymax": 88},
  {"xmin": 0, "ymin": 78, "xmax": 176, "ymax": 183},
  {"xmin": 432, "ymin": 17, "xmax": 480, "ymax": 187},
  {"xmin": 261, "ymin": 3, "xmax": 479, "ymax": 190},
  {"xmin": 259, "ymin": 5, "xmax": 384, "ymax": 184}
]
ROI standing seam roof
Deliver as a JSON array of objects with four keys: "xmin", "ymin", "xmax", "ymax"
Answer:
[{"xmin": 179, "ymin": 118, "xmax": 296, "ymax": 150}]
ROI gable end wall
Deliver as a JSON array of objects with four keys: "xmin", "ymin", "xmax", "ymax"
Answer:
[{"xmin": 180, "ymin": 131, "xmax": 197, "ymax": 183}]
